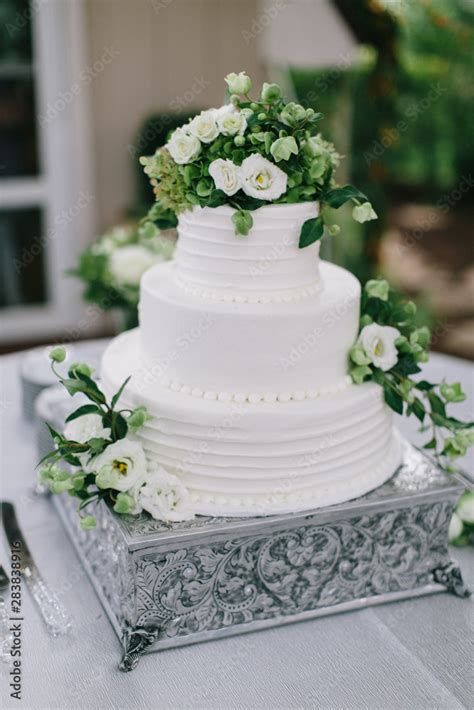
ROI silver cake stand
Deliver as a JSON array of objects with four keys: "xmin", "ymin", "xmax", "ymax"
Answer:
[{"xmin": 52, "ymin": 440, "xmax": 470, "ymax": 672}]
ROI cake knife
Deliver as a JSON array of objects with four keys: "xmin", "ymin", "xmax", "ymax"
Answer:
[{"xmin": 1, "ymin": 501, "xmax": 72, "ymax": 637}]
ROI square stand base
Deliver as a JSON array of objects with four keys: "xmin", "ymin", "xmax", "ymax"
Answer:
[{"xmin": 53, "ymin": 443, "xmax": 469, "ymax": 671}]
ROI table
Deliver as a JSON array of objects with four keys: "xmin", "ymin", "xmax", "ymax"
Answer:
[{"xmin": 1, "ymin": 344, "xmax": 473, "ymax": 710}]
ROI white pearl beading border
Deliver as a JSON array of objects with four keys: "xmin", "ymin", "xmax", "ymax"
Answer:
[
  {"xmin": 174, "ymin": 276, "xmax": 322, "ymax": 304},
  {"xmin": 160, "ymin": 374, "xmax": 353, "ymax": 404}
]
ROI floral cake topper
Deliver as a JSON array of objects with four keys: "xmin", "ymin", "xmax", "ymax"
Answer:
[{"xmin": 140, "ymin": 71, "xmax": 377, "ymax": 244}]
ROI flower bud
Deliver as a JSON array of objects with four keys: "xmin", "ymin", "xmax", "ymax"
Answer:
[
  {"xmin": 80, "ymin": 516, "xmax": 97, "ymax": 531},
  {"xmin": 224, "ymin": 72, "xmax": 252, "ymax": 95},
  {"xmin": 49, "ymin": 346, "xmax": 66, "ymax": 363},
  {"xmin": 261, "ymin": 82, "xmax": 282, "ymax": 102},
  {"xmin": 234, "ymin": 135, "xmax": 246, "ymax": 147},
  {"xmin": 69, "ymin": 361, "xmax": 94, "ymax": 378}
]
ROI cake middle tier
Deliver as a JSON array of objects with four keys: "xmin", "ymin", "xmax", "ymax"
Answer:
[{"xmin": 139, "ymin": 260, "xmax": 360, "ymax": 399}]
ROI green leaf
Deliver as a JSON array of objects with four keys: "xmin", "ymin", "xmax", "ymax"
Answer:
[
  {"xmin": 415, "ymin": 380, "xmax": 435, "ymax": 391},
  {"xmin": 111, "ymin": 375, "xmax": 131, "ymax": 409},
  {"xmin": 412, "ymin": 398, "xmax": 426, "ymax": 423},
  {"xmin": 207, "ymin": 189, "xmax": 227, "ymax": 208},
  {"xmin": 322, "ymin": 185, "xmax": 368, "ymax": 209},
  {"xmin": 111, "ymin": 412, "xmax": 128, "ymax": 440},
  {"xmin": 196, "ymin": 179, "xmax": 213, "ymax": 197},
  {"xmin": 231, "ymin": 210, "xmax": 253, "ymax": 236},
  {"xmin": 87, "ymin": 437, "xmax": 109, "ymax": 454},
  {"xmin": 383, "ymin": 385, "xmax": 404, "ymax": 415},
  {"xmin": 298, "ymin": 216, "xmax": 324, "ymax": 248},
  {"xmin": 65, "ymin": 404, "xmax": 102, "ymax": 423},
  {"xmin": 423, "ymin": 438, "xmax": 437, "ymax": 449},
  {"xmin": 428, "ymin": 392, "xmax": 446, "ymax": 417},
  {"xmin": 350, "ymin": 365, "xmax": 372, "ymax": 385}
]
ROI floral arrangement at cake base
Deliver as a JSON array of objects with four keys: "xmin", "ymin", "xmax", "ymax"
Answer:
[
  {"xmin": 72, "ymin": 222, "xmax": 175, "ymax": 331},
  {"xmin": 38, "ymin": 347, "xmax": 193, "ymax": 529}
]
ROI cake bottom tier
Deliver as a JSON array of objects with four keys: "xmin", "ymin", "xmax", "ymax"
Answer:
[{"xmin": 101, "ymin": 330, "xmax": 403, "ymax": 516}]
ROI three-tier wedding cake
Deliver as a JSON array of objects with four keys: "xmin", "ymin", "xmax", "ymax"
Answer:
[
  {"xmin": 97, "ymin": 71, "xmax": 404, "ymax": 518},
  {"xmin": 101, "ymin": 200, "xmax": 402, "ymax": 516}
]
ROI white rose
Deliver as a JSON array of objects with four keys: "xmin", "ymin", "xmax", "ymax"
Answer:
[
  {"xmin": 64, "ymin": 413, "xmax": 111, "ymax": 444},
  {"xmin": 217, "ymin": 111, "xmax": 247, "ymax": 137},
  {"xmin": 209, "ymin": 158, "xmax": 241, "ymax": 196},
  {"xmin": 358, "ymin": 323, "xmax": 401, "ymax": 371},
  {"xmin": 166, "ymin": 127, "xmax": 201, "ymax": 164},
  {"xmin": 109, "ymin": 245, "xmax": 159, "ymax": 286},
  {"xmin": 188, "ymin": 111, "xmax": 219, "ymax": 144},
  {"xmin": 137, "ymin": 466, "xmax": 194, "ymax": 522},
  {"xmin": 93, "ymin": 439, "xmax": 147, "ymax": 492},
  {"xmin": 240, "ymin": 154, "xmax": 288, "ymax": 201}
]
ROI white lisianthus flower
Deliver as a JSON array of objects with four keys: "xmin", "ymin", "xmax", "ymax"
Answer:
[
  {"xmin": 188, "ymin": 110, "xmax": 219, "ymax": 144},
  {"xmin": 209, "ymin": 158, "xmax": 241, "ymax": 196},
  {"xmin": 352, "ymin": 202, "xmax": 378, "ymax": 223},
  {"xmin": 166, "ymin": 127, "xmax": 201, "ymax": 164},
  {"xmin": 217, "ymin": 111, "xmax": 247, "ymax": 137},
  {"xmin": 93, "ymin": 439, "xmax": 147, "ymax": 492},
  {"xmin": 137, "ymin": 465, "xmax": 194, "ymax": 522},
  {"xmin": 64, "ymin": 414, "xmax": 111, "ymax": 444},
  {"xmin": 358, "ymin": 323, "xmax": 401, "ymax": 372},
  {"xmin": 109, "ymin": 245, "xmax": 160, "ymax": 286},
  {"xmin": 240, "ymin": 154, "xmax": 287, "ymax": 201}
]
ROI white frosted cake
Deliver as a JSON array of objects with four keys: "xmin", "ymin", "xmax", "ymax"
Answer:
[{"xmin": 101, "ymin": 201, "xmax": 402, "ymax": 516}]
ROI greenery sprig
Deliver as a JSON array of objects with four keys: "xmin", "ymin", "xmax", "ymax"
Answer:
[
  {"xmin": 38, "ymin": 347, "xmax": 151, "ymax": 530},
  {"xmin": 140, "ymin": 71, "xmax": 378, "ymax": 244},
  {"xmin": 349, "ymin": 279, "xmax": 474, "ymax": 469}
]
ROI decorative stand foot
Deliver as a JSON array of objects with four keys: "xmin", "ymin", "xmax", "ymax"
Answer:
[
  {"xmin": 433, "ymin": 562, "xmax": 471, "ymax": 599},
  {"xmin": 119, "ymin": 626, "xmax": 163, "ymax": 672}
]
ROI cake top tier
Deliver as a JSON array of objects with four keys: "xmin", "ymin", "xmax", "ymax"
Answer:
[{"xmin": 174, "ymin": 202, "xmax": 321, "ymax": 293}]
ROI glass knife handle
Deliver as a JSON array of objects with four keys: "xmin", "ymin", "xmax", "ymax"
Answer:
[{"xmin": 25, "ymin": 570, "xmax": 73, "ymax": 637}]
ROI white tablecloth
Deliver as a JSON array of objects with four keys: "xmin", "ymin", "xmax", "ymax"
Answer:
[{"xmin": 0, "ymin": 343, "xmax": 473, "ymax": 710}]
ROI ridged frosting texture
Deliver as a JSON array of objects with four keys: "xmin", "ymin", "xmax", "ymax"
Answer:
[
  {"xmin": 175, "ymin": 203, "xmax": 321, "ymax": 292},
  {"xmin": 139, "ymin": 260, "xmax": 361, "ymax": 396},
  {"xmin": 101, "ymin": 330, "xmax": 402, "ymax": 516}
]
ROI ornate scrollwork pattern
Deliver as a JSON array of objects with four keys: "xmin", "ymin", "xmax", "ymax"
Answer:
[{"xmin": 132, "ymin": 501, "xmax": 457, "ymax": 640}]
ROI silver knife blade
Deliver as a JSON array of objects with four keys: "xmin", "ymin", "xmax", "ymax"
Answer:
[{"xmin": 1, "ymin": 501, "xmax": 72, "ymax": 636}]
